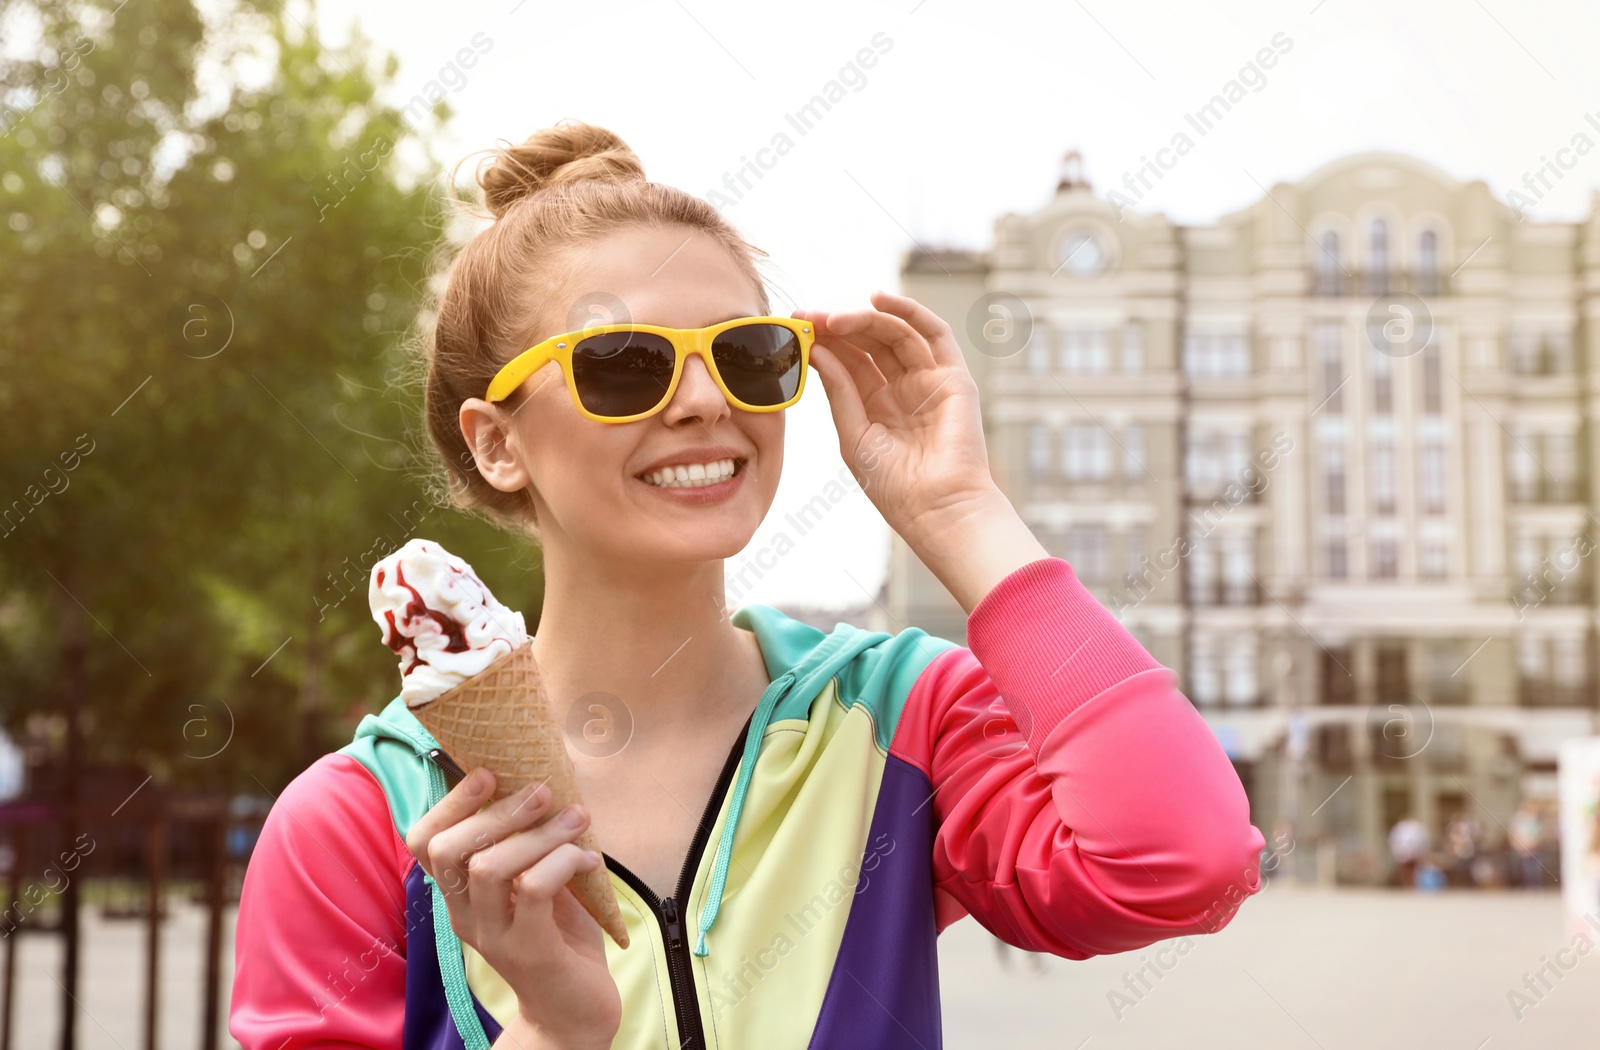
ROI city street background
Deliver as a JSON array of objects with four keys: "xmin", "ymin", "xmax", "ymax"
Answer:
[{"xmin": 9, "ymin": 887, "xmax": 1596, "ymax": 1048}]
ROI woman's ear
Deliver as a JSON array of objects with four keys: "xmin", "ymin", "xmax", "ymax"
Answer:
[{"xmin": 459, "ymin": 397, "xmax": 533, "ymax": 494}]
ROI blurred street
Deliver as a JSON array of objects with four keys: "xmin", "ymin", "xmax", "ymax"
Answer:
[
  {"xmin": 939, "ymin": 886, "xmax": 1593, "ymax": 1050},
  {"xmin": 7, "ymin": 887, "xmax": 1595, "ymax": 1048}
]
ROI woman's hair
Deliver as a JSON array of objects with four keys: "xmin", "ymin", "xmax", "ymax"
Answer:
[{"xmin": 407, "ymin": 120, "xmax": 771, "ymax": 535}]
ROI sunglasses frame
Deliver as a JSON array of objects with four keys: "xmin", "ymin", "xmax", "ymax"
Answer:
[{"xmin": 485, "ymin": 315, "xmax": 815, "ymax": 423}]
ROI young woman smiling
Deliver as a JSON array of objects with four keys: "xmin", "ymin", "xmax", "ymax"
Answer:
[{"xmin": 229, "ymin": 121, "xmax": 1265, "ymax": 1050}]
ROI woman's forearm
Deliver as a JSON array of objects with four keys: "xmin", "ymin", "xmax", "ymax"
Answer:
[{"xmin": 899, "ymin": 484, "xmax": 1050, "ymax": 614}]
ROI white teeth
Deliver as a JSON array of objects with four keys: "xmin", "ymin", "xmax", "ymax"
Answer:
[{"xmin": 642, "ymin": 458, "xmax": 738, "ymax": 489}]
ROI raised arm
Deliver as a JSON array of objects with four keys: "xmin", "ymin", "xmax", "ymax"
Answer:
[{"xmin": 890, "ymin": 557, "xmax": 1266, "ymax": 957}]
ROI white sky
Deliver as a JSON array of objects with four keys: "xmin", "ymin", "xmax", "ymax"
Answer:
[{"xmin": 302, "ymin": 0, "xmax": 1600, "ymax": 609}]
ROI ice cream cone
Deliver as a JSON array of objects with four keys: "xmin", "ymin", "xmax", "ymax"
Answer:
[{"xmin": 410, "ymin": 640, "xmax": 630, "ymax": 949}]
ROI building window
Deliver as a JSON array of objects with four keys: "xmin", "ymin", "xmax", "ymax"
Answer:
[
  {"xmin": 1376, "ymin": 645, "xmax": 1408, "ymax": 701},
  {"xmin": 1418, "ymin": 442, "xmax": 1446, "ymax": 514},
  {"xmin": 1547, "ymin": 431, "xmax": 1577, "ymax": 502},
  {"xmin": 1371, "ymin": 347, "xmax": 1393, "ymax": 415},
  {"xmin": 1184, "ymin": 331, "xmax": 1250, "ymax": 378},
  {"xmin": 1520, "ymin": 634, "xmax": 1592, "ymax": 706},
  {"xmin": 1368, "ymin": 218, "xmax": 1390, "ymax": 295},
  {"xmin": 1188, "ymin": 533, "xmax": 1217, "ymax": 605},
  {"xmin": 1417, "ymin": 229, "xmax": 1440, "ymax": 295},
  {"xmin": 1222, "ymin": 532, "xmax": 1256, "ymax": 604},
  {"xmin": 1372, "ymin": 536, "xmax": 1399, "ymax": 578},
  {"xmin": 1325, "ymin": 435, "xmax": 1347, "ymax": 514},
  {"xmin": 1555, "ymin": 636, "xmax": 1588, "ymax": 693},
  {"xmin": 1419, "ymin": 537, "xmax": 1449, "ymax": 579},
  {"xmin": 1122, "ymin": 321, "xmax": 1144, "ymax": 373},
  {"xmin": 1189, "ymin": 637, "xmax": 1221, "ymax": 706},
  {"xmin": 1063, "ymin": 424, "xmax": 1111, "ymax": 480},
  {"xmin": 1317, "ymin": 323, "xmax": 1344, "ymax": 413},
  {"xmin": 1026, "ymin": 323, "xmax": 1051, "ymax": 373},
  {"xmin": 1421, "ymin": 344, "xmax": 1443, "ymax": 414},
  {"xmin": 1315, "ymin": 230, "xmax": 1341, "ymax": 296},
  {"xmin": 1370, "ymin": 437, "xmax": 1396, "ymax": 515},
  {"xmin": 1328, "ymin": 536, "xmax": 1349, "ymax": 579},
  {"xmin": 1122, "ymin": 424, "xmax": 1146, "ymax": 480},
  {"xmin": 1507, "ymin": 430, "xmax": 1540, "ymax": 503},
  {"xmin": 1428, "ymin": 640, "xmax": 1467, "ymax": 703},
  {"xmin": 1224, "ymin": 636, "xmax": 1258, "ymax": 706},
  {"xmin": 1028, "ymin": 424, "xmax": 1052, "ymax": 479},
  {"xmin": 1124, "ymin": 527, "xmax": 1146, "ymax": 580},
  {"xmin": 1064, "ymin": 525, "xmax": 1110, "ymax": 582},
  {"xmin": 1321, "ymin": 646, "xmax": 1355, "ymax": 703},
  {"xmin": 1510, "ymin": 327, "xmax": 1573, "ymax": 375},
  {"xmin": 1060, "ymin": 328, "xmax": 1111, "ymax": 374}
]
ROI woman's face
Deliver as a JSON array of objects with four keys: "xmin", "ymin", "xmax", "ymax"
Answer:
[{"xmin": 463, "ymin": 224, "xmax": 784, "ymax": 569}]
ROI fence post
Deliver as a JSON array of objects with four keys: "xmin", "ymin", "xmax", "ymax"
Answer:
[
  {"xmin": 0, "ymin": 824, "xmax": 26, "ymax": 1050},
  {"xmin": 143, "ymin": 812, "xmax": 164, "ymax": 1050},
  {"xmin": 201, "ymin": 812, "xmax": 224, "ymax": 1050}
]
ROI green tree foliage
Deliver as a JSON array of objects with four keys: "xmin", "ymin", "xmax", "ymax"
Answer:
[{"xmin": 0, "ymin": 0, "xmax": 543, "ymax": 792}]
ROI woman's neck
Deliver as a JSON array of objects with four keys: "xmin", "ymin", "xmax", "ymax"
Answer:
[{"xmin": 529, "ymin": 542, "xmax": 767, "ymax": 733}]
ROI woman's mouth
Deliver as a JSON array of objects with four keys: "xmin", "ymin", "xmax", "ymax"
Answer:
[{"xmin": 639, "ymin": 457, "xmax": 739, "ymax": 490}]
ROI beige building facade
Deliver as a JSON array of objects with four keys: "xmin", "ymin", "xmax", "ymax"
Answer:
[{"xmin": 893, "ymin": 151, "xmax": 1600, "ymax": 881}]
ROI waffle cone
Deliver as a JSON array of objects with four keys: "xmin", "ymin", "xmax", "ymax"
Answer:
[{"xmin": 411, "ymin": 641, "xmax": 629, "ymax": 949}]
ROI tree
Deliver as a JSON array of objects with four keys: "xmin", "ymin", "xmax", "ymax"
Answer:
[{"xmin": 0, "ymin": 0, "xmax": 544, "ymax": 796}]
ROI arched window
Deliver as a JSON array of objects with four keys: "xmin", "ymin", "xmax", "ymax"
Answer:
[
  {"xmin": 1369, "ymin": 219, "xmax": 1390, "ymax": 295},
  {"xmin": 1316, "ymin": 230, "xmax": 1341, "ymax": 296},
  {"xmin": 1417, "ymin": 229, "xmax": 1439, "ymax": 295}
]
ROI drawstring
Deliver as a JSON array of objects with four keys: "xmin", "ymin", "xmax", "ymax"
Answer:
[
  {"xmin": 417, "ymin": 723, "xmax": 493, "ymax": 1049},
  {"xmin": 692, "ymin": 670, "xmax": 796, "ymax": 957}
]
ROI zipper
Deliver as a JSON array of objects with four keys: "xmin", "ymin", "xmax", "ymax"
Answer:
[
  {"xmin": 603, "ymin": 709, "xmax": 754, "ymax": 1050},
  {"xmin": 425, "ymin": 747, "xmax": 467, "ymax": 783}
]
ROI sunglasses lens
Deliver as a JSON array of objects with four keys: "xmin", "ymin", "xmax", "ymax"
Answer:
[
  {"xmin": 571, "ymin": 331, "xmax": 677, "ymax": 417},
  {"xmin": 711, "ymin": 324, "xmax": 803, "ymax": 408}
]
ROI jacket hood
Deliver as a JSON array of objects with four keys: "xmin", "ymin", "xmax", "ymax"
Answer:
[{"xmin": 352, "ymin": 602, "xmax": 891, "ymax": 750}]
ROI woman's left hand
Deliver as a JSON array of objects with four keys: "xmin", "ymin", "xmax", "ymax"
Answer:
[{"xmin": 794, "ymin": 291, "xmax": 995, "ymax": 550}]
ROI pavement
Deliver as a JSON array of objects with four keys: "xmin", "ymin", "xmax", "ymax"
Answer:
[{"xmin": 4, "ymin": 885, "xmax": 1594, "ymax": 1048}]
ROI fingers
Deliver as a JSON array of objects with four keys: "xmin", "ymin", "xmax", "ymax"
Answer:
[
  {"xmin": 867, "ymin": 290, "xmax": 966, "ymax": 370},
  {"xmin": 465, "ymin": 803, "xmax": 597, "ymax": 940},
  {"xmin": 824, "ymin": 298, "xmax": 938, "ymax": 373},
  {"xmin": 417, "ymin": 775, "xmax": 555, "ymax": 907},
  {"xmin": 806, "ymin": 342, "xmax": 872, "ymax": 447},
  {"xmin": 405, "ymin": 766, "xmax": 498, "ymax": 875},
  {"xmin": 515, "ymin": 840, "xmax": 605, "ymax": 904}
]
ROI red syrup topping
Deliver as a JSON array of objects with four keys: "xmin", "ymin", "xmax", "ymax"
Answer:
[{"xmin": 381, "ymin": 563, "xmax": 473, "ymax": 677}]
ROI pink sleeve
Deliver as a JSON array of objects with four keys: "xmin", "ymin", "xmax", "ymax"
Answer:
[
  {"xmin": 230, "ymin": 752, "xmax": 413, "ymax": 1049},
  {"xmin": 889, "ymin": 556, "xmax": 1266, "ymax": 958}
]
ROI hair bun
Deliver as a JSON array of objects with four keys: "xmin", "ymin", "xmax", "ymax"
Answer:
[{"xmin": 477, "ymin": 120, "xmax": 646, "ymax": 219}]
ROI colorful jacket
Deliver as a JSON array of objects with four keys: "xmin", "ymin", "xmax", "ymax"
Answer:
[{"xmin": 229, "ymin": 557, "xmax": 1266, "ymax": 1049}]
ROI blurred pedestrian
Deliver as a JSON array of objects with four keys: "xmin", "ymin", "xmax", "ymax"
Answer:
[
  {"xmin": 1443, "ymin": 811, "xmax": 1482, "ymax": 888},
  {"xmin": 1389, "ymin": 815, "xmax": 1428, "ymax": 888},
  {"xmin": 1508, "ymin": 800, "xmax": 1545, "ymax": 889}
]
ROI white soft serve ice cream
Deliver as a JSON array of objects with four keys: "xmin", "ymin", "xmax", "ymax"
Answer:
[{"xmin": 368, "ymin": 538, "xmax": 528, "ymax": 708}]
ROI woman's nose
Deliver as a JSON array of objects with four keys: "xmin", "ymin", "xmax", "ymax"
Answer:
[{"xmin": 662, "ymin": 353, "xmax": 729, "ymax": 425}]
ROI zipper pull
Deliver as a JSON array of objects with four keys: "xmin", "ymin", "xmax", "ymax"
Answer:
[{"xmin": 662, "ymin": 897, "xmax": 683, "ymax": 946}]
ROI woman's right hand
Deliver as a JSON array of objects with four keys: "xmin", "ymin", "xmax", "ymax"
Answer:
[{"xmin": 406, "ymin": 766, "xmax": 622, "ymax": 1050}]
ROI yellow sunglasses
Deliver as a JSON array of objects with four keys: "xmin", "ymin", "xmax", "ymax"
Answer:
[{"xmin": 485, "ymin": 315, "xmax": 814, "ymax": 423}]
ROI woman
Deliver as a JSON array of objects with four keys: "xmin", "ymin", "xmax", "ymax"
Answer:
[{"xmin": 229, "ymin": 121, "xmax": 1264, "ymax": 1050}]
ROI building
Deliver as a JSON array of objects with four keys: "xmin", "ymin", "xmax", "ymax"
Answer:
[{"xmin": 892, "ymin": 150, "xmax": 1600, "ymax": 882}]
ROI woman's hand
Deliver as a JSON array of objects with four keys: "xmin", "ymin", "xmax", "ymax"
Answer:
[
  {"xmin": 795, "ymin": 291, "xmax": 1048, "ymax": 613},
  {"xmin": 406, "ymin": 767, "xmax": 621, "ymax": 1050},
  {"xmin": 794, "ymin": 291, "xmax": 991, "ymax": 546}
]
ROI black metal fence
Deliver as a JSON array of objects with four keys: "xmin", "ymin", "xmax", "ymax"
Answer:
[{"xmin": 0, "ymin": 792, "xmax": 266, "ymax": 1050}]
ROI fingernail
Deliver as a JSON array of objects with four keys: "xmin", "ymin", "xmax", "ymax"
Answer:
[
  {"xmin": 467, "ymin": 769, "xmax": 490, "ymax": 795},
  {"xmin": 560, "ymin": 805, "xmax": 585, "ymax": 829},
  {"xmin": 585, "ymin": 849, "xmax": 603, "ymax": 866}
]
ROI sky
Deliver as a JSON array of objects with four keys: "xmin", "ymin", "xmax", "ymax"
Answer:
[{"xmin": 288, "ymin": 0, "xmax": 1600, "ymax": 610}]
